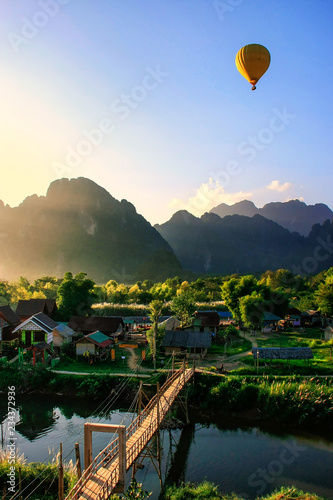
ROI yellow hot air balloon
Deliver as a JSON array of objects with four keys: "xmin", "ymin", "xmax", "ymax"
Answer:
[{"xmin": 235, "ymin": 44, "xmax": 270, "ymax": 90}]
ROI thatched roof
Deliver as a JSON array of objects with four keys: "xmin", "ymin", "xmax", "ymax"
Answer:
[
  {"xmin": 68, "ymin": 316, "xmax": 124, "ymax": 335},
  {"xmin": 162, "ymin": 331, "xmax": 211, "ymax": 349},
  {"xmin": 252, "ymin": 347, "xmax": 313, "ymax": 360}
]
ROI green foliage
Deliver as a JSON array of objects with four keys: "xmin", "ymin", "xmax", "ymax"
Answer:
[
  {"xmin": 193, "ymin": 374, "xmax": 333, "ymax": 427},
  {"xmin": 239, "ymin": 293, "xmax": 265, "ymax": 329},
  {"xmin": 120, "ymin": 478, "xmax": 151, "ymax": 499},
  {"xmin": 170, "ymin": 291, "xmax": 196, "ymax": 327},
  {"xmin": 163, "ymin": 481, "xmax": 220, "ymax": 499},
  {"xmin": 0, "ymin": 452, "xmax": 76, "ymax": 499},
  {"xmin": 315, "ymin": 274, "xmax": 333, "ymax": 316},
  {"xmin": 163, "ymin": 484, "xmax": 323, "ymax": 500},
  {"xmin": 146, "ymin": 325, "xmax": 165, "ymax": 357},
  {"xmin": 57, "ymin": 271, "xmax": 96, "ymax": 320}
]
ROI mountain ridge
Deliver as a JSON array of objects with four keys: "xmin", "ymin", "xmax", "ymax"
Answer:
[
  {"xmin": 210, "ymin": 199, "xmax": 333, "ymax": 236},
  {"xmin": 0, "ymin": 177, "xmax": 182, "ymax": 282}
]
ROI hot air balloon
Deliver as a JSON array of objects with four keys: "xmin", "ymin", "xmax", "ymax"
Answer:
[{"xmin": 235, "ymin": 44, "xmax": 270, "ymax": 90}]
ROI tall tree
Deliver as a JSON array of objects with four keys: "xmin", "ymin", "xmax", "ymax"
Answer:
[
  {"xmin": 239, "ymin": 293, "xmax": 266, "ymax": 331},
  {"xmin": 57, "ymin": 272, "xmax": 96, "ymax": 320},
  {"xmin": 315, "ymin": 276, "xmax": 333, "ymax": 316},
  {"xmin": 170, "ymin": 292, "xmax": 196, "ymax": 327},
  {"xmin": 148, "ymin": 300, "xmax": 163, "ymax": 370}
]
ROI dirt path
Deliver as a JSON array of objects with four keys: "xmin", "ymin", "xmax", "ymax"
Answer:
[
  {"xmin": 125, "ymin": 347, "xmax": 139, "ymax": 370},
  {"xmin": 200, "ymin": 331, "xmax": 259, "ymax": 372}
]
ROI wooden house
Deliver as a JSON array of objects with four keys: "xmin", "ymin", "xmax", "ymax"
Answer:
[
  {"xmin": 0, "ymin": 305, "xmax": 20, "ymax": 343},
  {"xmin": 187, "ymin": 311, "xmax": 220, "ymax": 334},
  {"xmin": 13, "ymin": 312, "xmax": 58, "ymax": 347},
  {"xmin": 262, "ymin": 312, "xmax": 282, "ymax": 327},
  {"xmin": 75, "ymin": 331, "xmax": 113, "ymax": 360},
  {"xmin": 218, "ymin": 311, "xmax": 233, "ymax": 325},
  {"xmin": 301, "ymin": 310, "xmax": 322, "ymax": 326},
  {"xmin": 158, "ymin": 316, "xmax": 180, "ymax": 331},
  {"xmin": 162, "ymin": 330, "xmax": 211, "ymax": 359},
  {"xmin": 68, "ymin": 316, "xmax": 124, "ymax": 340},
  {"xmin": 16, "ymin": 299, "xmax": 57, "ymax": 321},
  {"xmin": 52, "ymin": 323, "xmax": 74, "ymax": 350}
]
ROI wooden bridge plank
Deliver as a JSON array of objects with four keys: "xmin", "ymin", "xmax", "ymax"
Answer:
[{"xmin": 68, "ymin": 368, "xmax": 194, "ymax": 500}]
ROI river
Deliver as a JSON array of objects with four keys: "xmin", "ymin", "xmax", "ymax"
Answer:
[{"xmin": 1, "ymin": 395, "xmax": 333, "ymax": 499}]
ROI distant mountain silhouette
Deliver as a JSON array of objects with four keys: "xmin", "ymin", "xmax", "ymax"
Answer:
[
  {"xmin": 0, "ymin": 178, "xmax": 181, "ymax": 282},
  {"xmin": 210, "ymin": 199, "xmax": 333, "ymax": 236},
  {"xmin": 155, "ymin": 210, "xmax": 333, "ymax": 275}
]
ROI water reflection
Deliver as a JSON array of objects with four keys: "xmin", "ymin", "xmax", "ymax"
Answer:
[{"xmin": 0, "ymin": 395, "xmax": 332, "ymax": 499}]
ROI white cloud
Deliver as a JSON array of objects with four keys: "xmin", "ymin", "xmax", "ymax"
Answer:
[
  {"xmin": 266, "ymin": 180, "xmax": 292, "ymax": 192},
  {"xmin": 169, "ymin": 178, "xmax": 253, "ymax": 217}
]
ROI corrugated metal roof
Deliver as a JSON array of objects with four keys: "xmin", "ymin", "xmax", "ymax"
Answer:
[
  {"xmin": 162, "ymin": 331, "xmax": 212, "ymax": 349},
  {"xmin": 85, "ymin": 331, "xmax": 113, "ymax": 348},
  {"xmin": 0, "ymin": 305, "xmax": 20, "ymax": 325},
  {"xmin": 193, "ymin": 311, "xmax": 220, "ymax": 327},
  {"xmin": 263, "ymin": 312, "xmax": 282, "ymax": 321},
  {"xmin": 13, "ymin": 312, "xmax": 58, "ymax": 334},
  {"xmin": 16, "ymin": 299, "xmax": 56, "ymax": 318},
  {"xmin": 218, "ymin": 311, "xmax": 233, "ymax": 318},
  {"xmin": 252, "ymin": 347, "xmax": 313, "ymax": 360},
  {"xmin": 68, "ymin": 316, "xmax": 124, "ymax": 334}
]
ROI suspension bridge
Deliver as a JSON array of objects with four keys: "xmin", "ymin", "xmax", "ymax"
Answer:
[{"xmin": 66, "ymin": 362, "xmax": 195, "ymax": 500}]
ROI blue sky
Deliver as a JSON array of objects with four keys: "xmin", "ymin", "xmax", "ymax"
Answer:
[{"xmin": 1, "ymin": 0, "xmax": 332, "ymax": 224}]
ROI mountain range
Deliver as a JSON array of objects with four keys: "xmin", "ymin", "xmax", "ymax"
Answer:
[
  {"xmin": 155, "ymin": 211, "xmax": 333, "ymax": 275},
  {"xmin": 210, "ymin": 199, "xmax": 333, "ymax": 236},
  {"xmin": 1, "ymin": 177, "xmax": 332, "ymax": 281},
  {"xmin": 0, "ymin": 178, "xmax": 181, "ymax": 283}
]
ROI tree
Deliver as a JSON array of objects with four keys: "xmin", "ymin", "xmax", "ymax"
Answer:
[
  {"xmin": 56, "ymin": 272, "xmax": 96, "ymax": 320},
  {"xmin": 315, "ymin": 276, "xmax": 333, "ymax": 316},
  {"xmin": 170, "ymin": 292, "xmax": 196, "ymax": 327},
  {"xmin": 221, "ymin": 275, "xmax": 259, "ymax": 320},
  {"xmin": 239, "ymin": 293, "xmax": 266, "ymax": 331},
  {"xmin": 148, "ymin": 300, "xmax": 163, "ymax": 370}
]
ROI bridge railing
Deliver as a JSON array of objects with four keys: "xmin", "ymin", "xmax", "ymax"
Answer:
[
  {"xmin": 126, "ymin": 365, "xmax": 184, "ymax": 440},
  {"xmin": 66, "ymin": 364, "xmax": 194, "ymax": 499}
]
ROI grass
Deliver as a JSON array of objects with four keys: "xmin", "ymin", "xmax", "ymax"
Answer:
[
  {"xmin": 193, "ymin": 373, "xmax": 333, "ymax": 427},
  {"xmin": 0, "ymin": 449, "xmax": 76, "ymax": 499},
  {"xmin": 162, "ymin": 484, "xmax": 324, "ymax": 500},
  {"xmin": 209, "ymin": 331, "xmax": 252, "ymax": 357}
]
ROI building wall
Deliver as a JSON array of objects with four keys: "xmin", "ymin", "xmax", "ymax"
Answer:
[{"xmin": 76, "ymin": 342, "xmax": 95, "ymax": 356}]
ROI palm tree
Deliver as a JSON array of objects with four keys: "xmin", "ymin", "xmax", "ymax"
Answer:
[{"xmin": 148, "ymin": 300, "xmax": 163, "ymax": 370}]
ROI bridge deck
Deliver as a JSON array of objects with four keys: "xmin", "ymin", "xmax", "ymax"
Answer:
[{"xmin": 67, "ymin": 367, "xmax": 194, "ymax": 500}]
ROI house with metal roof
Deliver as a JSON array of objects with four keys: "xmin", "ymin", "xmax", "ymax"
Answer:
[
  {"xmin": 185, "ymin": 311, "xmax": 220, "ymax": 334},
  {"xmin": 13, "ymin": 312, "xmax": 59, "ymax": 347},
  {"xmin": 162, "ymin": 330, "xmax": 211, "ymax": 359},
  {"xmin": 75, "ymin": 331, "xmax": 113, "ymax": 359},
  {"xmin": 218, "ymin": 311, "xmax": 233, "ymax": 324},
  {"xmin": 68, "ymin": 316, "xmax": 124, "ymax": 339},
  {"xmin": 16, "ymin": 299, "xmax": 57, "ymax": 321},
  {"xmin": 52, "ymin": 323, "xmax": 75, "ymax": 350},
  {"xmin": 0, "ymin": 305, "xmax": 20, "ymax": 342}
]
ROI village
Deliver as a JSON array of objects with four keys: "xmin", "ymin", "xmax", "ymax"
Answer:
[{"xmin": 1, "ymin": 298, "xmax": 333, "ymax": 375}]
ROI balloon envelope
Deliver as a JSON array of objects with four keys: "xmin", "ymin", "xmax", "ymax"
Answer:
[{"xmin": 235, "ymin": 44, "xmax": 270, "ymax": 88}]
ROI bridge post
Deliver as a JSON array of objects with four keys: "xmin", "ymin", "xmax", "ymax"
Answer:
[
  {"xmin": 157, "ymin": 383, "xmax": 160, "ymax": 427},
  {"xmin": 84, "ymin": 424, "xmax": 93, "ymax": 471},
  {"xmin": 84, "ymin": 423, "xmax": 127, "ymax": 489},
  {"xmin": 138, "ymin": 380, "xmax": 143, "ymax": 424},
  {"xmin": 118, "ymin": 426, "xmax": 126, "ymax": 490}
]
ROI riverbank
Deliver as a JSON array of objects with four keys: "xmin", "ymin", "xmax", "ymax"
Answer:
[
  {"xmin": 1, "ymin": 364, "xmax": 333, "ymax": 429},
  {"xmin": 189, "ymin": 373, "xmax": 333, "ymax": 429}
]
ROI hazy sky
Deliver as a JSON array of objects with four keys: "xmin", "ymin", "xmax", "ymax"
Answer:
[{"xmin": 1, "ymin": 0, "xmax": 332, "ymax": 224}]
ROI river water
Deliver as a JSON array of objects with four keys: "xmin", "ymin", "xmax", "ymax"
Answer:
[{"xmin": 1, "ymin": 395, "xmax": 333, "ymax": 499}]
